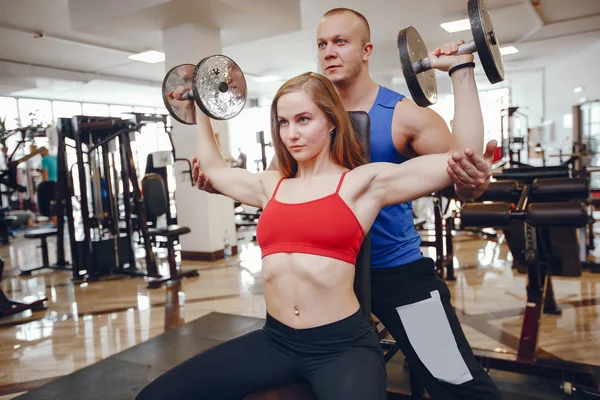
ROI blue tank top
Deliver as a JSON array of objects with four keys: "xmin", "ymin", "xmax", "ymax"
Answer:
[{"xmin": 368, "ymin": 86, "xmax": 423, "ymax": 268}]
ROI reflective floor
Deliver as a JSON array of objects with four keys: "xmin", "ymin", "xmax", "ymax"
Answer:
[{"xmin": 0, "ymin": 226, "xmax": 599, "ymax": 398}]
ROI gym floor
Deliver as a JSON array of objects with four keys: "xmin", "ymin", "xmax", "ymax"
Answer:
[{"xmin": 0, "ymin": 227, "xmax": 599, "ymax": 399}]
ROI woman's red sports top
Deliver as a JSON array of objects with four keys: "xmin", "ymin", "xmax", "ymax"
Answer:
[{"xmin": 256, "ymin": 171, "xmax": 364, "ymax": 264}]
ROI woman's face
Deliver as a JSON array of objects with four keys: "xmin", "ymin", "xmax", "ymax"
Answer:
[{"xmin": 276, "ymin": 91, "xmax": 333, "ymax": 162}]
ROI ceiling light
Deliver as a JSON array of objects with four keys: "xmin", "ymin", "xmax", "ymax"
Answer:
[
  {"xmin": 252, "ymin": 75, "xmax": 283, "ymax": 83},
  {"xmin": 574, "ymin": 86, "xmax": 585, "ymax": 93},
  {"xmin": 440, "ymin": 19, "xmax": 471, "ymax": 33},
  {"xmin": 500, "ymin": 46, "xmax": 519, "ymax": 55},
  {"xmin": 128, "ymin": 50, "xmax": 165, "ymax": 64}
]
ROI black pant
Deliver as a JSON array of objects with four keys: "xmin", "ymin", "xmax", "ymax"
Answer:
[
  {"xmin": 37, "ymin": 180, "xmax": 58, "ymax": 217},
  {"xmin": 371, "ymin": 257, "xmax": 502, "ymax": 400},
  {"xmin": 136, "ymin": 309, "xmax": 386, "ymax": 400}
]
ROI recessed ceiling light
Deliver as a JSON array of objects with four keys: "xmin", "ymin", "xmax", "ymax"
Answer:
[
  {"xmin": 574, "ymin": 86, "xmax": 585, "ymax": 93},
  {"xmin": 500, "ymin": 46, "xmax": 519, "ymax": 55},
  {"xmin": 440, "ymin": 18, "xmax": 471, "ymax": 33},
  {"xmin": 128, "ymin": 50, "xmax": 165, "ymax": 64}
]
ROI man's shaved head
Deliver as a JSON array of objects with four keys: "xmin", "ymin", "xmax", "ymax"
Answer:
[
  {"xmin": 317, "ymin": 7, "xmax": 374, "ymax": 86},
  {"xmin": 322, "ymin": 8, "xmax": 371, "ymax": 45}
]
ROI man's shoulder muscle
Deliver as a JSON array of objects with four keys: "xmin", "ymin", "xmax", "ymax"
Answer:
[{"xmin": 391, "ymin": 98, "xmax": 451, "ymax": 157}]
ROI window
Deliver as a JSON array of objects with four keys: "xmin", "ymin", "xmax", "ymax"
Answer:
[
  {"xmin": 155, "ymin": 122, "xmax": 173, "ymax": 153},
  {"xmin": 82, "ymin": 103, "xmax": 109, "ymax": 117},
  {"xmin": 133, "ymin": 106, "xmax": 156, "ymax": 114},
  {"xmin": 110, "ymin": 105, "xmax": 134, "ymax": 119},
  {"xmin": 53, "ymin": 101, "xmax": 82, "ymax": 120},
  {"xmin": 563, "ymin": 113, "xmax": 573, "ymax": 129},
  {"xmin": 228, "ymin": 105, "xmax": 273, "ymax": 172},
  {"xmin": 18, "ymin": 98, "xmax": 53, "ymax": 127},
  {"xmin": 428, "ymin": 88, "xmax": 509, "ymax": 146},
  {"xmin": 0, "ymin": 97, "xmax": 20, "ymax": 130}
]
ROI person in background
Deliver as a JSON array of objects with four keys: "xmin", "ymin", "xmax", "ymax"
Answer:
[
  {"xmin": 37, "ymin": 147, "xmax": 58, "ymax": 225},
  {"xmin": 234, "ymin": 147, "xmax": 247, "ymax": 169},
  {"xmin": 40, "ymin": 147, "xmax": 58, "ymax": 183}
]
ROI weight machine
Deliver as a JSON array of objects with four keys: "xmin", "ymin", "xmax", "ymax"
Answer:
[
  {"xmin": 0, "ymin": 128, "xmax": 56, "ymax": 318},
  {"xmin": 497, "ymin": 100, "xmax": 600, "ymax": 274},
  {"xmin": 501, "ymin": 106, "xmax": 530, "ymax": 167},
  {"xmin": 457, "ymin": 177, "xmax": 600, "ymax": 396},
  {"xmin": 57, "ymin": 114, "xmax": 196, "ymax": 287},
  {"xmin": 413, "ymin": 190, "xmax": 456, "ymax": 281},
  {"xmin": 0, "ymin": 127, "xmax": 48, "ymax": 211},
  {"xmin": 235, "ymin": 130, "xmax": 271, "ymax": 227}
]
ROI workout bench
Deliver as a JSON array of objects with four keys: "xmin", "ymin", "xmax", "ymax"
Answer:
[
  {"xmin": 20, "ymin": 228, "xmax": 71, "ymax": 276},
  {"xmin": 460, "ymin": 177, "xmax": 600, "ymax": 395}
]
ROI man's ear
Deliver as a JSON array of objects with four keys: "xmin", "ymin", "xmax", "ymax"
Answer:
[{"xmin": 363, "ymin": 42, "xmax": 374, "ymax": 61}]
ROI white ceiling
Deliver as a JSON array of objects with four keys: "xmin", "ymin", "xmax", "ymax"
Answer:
[{"xmin": 0, "ymin": 0, "xmax": 598, "ymax": 107}]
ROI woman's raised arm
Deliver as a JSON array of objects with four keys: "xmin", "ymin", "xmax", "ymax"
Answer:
[{"xmin": 195, "ymin": 107, "xmax": 276, "ymax": 208}]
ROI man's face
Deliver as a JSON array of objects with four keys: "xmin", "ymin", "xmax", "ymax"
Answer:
[{"xmin": 316, "ymin": 13, "xmax": 368, "ymax": 86}]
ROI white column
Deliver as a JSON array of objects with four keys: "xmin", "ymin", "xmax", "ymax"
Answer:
[{"xmin": 163, "ymin": 23, "xmax": 236, "ymax": 257}]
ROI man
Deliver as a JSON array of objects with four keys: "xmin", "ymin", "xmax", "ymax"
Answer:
[
  {"xmin": 40, "ymin": 147, "xmax": 58, "ymax": 182},
  {"xmin": 37, "ymin": 147, "xmax": 59, "ymax": 222},
  {"xmin": 193, "ymin": 8, "xmax": 501, "ymax": 399}
]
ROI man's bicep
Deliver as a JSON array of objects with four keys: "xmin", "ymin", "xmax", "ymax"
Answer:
[{"xmin": 392, "ymin": 99, "xmax": 453, "ymax": 157}]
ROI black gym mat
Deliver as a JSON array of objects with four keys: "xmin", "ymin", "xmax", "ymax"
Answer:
[
  {"xmin": 13, "ymin": 313, "xmax": 263, "ymax": 400},
  {"xmin": 14, "ymin": 312, "xmax": 573, "ymax": 400}
]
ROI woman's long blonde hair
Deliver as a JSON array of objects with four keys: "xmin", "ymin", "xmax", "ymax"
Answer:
[{"xmin": 270, "ymin": 72, "xmax": 367, "ymax": 177}]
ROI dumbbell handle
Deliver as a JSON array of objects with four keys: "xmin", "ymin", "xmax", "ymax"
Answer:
[
  {"xmin": 175, "ymin": 83, "xmax": 228, "ymax": 101},
  {"xmin": 412, "ymin": 40, "xmax": 478, "ymax": 74},
  {"xmin": 180, "ymin": 90, "xmax": 194, "ymax": 100}
]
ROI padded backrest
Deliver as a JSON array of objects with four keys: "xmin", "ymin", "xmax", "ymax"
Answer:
[
  {"xmin": 349, "ymin": 111, "xmax": 370, "ymax": 161},
  {"xmin": 348, "ymin": 111, "xmax": 372, "ymax": 320},
  {"xmin": 142, "ymin": 173, "xmax": 169, "ymax": 220}
]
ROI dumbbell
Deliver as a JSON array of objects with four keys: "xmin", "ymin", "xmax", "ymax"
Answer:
[
  {"xmin": 397, "ymin": 0, "xmax": 505, "ymax": 107},
  {"xmin": 161, "ymin": 54, "xmax": 248, "ymax": 124}
]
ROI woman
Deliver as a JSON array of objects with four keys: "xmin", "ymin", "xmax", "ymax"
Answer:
[{"xmin": 137, "ymin": 71, "xmax": 485, "ymax": 400}]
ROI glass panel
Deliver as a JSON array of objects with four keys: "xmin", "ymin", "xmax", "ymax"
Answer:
[
  {"xmin": 82, "ymin": 103, "xmax": 109, "ymax": 117},
  {"xmin": 53, "ymin": 101, "xmax": 82, "ymax": 120},
  {"xmin": 591, "ymin": 102, "xmax": 600, "ymax": 123},
  {"xmin": 155, "ymin": 107, "xmax": 168, "ymax": 116},
  {"xmin": 0, "ymin": 96, "xmax": 20, "ymax": 130},
  {"xmin": 110, "ymin": 105, "xmax": 134, "ymax": 119},
  {"xmin": 228, "ymin": 105, "xmax": 273, "ymax": 172},
  {"xmin": 135, "ymin": 124, "xmax": 160, "ymax": 175},
  {"xmin": 428, "ymin": 88, "xmax": 509, "ymax": 146},
  {"xmin": 133, "ymin": 106, "xmax": 156, "ymax": 114},
  {"xmin": 18, "ymin": 98, "xmax": 53, "ymax": 127}
]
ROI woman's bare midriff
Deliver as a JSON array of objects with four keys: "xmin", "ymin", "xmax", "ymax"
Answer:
[{"xmin": 262, "ymin": 252, "xmax": 361, "ymax": 329}]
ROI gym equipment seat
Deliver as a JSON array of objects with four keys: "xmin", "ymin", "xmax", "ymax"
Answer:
[
  {"xmin": 20, "ymin": 228, "xmax": 64, "ymax": 276},
  {"xmin": 142, "ymin": 173, "xmax": 198, "ymax": 289}
]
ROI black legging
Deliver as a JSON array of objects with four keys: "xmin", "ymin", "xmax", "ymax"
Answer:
[{"xmin": 136, "ymin": 309, "xmax": 386, "ymax": 400}]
